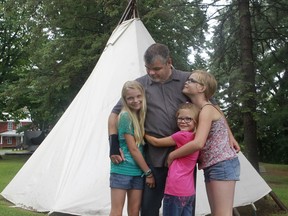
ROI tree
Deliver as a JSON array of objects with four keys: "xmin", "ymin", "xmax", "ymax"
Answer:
[
  {"xmin": 208, "ymin": 0, "xmax": 288, "ymax": 165},
  {"xmin": 0, "ymin": 0, "xmax": 35, "ymax": 121},
  {"xmin": 252, "ymin": 0, "xmax": 288, "ymax": 164},
  {"xmin": 1, "ymin": 0, "xmax": 207, "ymax": 131},
  {"xmin": 238, "ymin": 0, "xmax": 259, "ymax": 170},
  {"xmin": 139, "ymin": 0, "xmax": 208, "ymax": 70}
]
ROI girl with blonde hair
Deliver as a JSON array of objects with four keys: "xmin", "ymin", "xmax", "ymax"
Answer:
[
  {"xmin": 145, "ymin": 102, "xmax": 200, "ymax": 216},
  {"xmin": 168, "ymin": 70, "xmax": 240, "ymax": 216},
  {"xmin": 109, "ymin": 81, "xmax": 155, "ymax": 216}
]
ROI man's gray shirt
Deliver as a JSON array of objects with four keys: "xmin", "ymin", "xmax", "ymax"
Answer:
[{"xmin": 112, "ymin": 69, "xmax": 190, "ymax": 167}]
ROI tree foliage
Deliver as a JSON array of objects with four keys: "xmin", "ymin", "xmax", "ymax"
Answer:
[
  {"xmin": 0, "ymin": 0, "xmax": 35, "ymax": 120},
  {"xmin": 1, "ymin": 0, "xmax": 207, "ymax": 129},
  {"xmin": 139, "ymin": 0, "xmax": 208, "ymax": 70},
  {"xmin": 1, "ymin": 0, "xmax": 287, "ymax": 163},
  {"xmin": 208, "ymin": 0, "xmax": 288, "ymax": 164}
]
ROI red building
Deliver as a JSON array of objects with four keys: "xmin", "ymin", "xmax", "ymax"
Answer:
[{"xmin": 0, "ymin": 119, "xmax": 32, "ymax": 148}]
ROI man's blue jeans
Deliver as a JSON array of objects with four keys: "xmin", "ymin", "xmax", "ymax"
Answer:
[{"xmin": 163, "ymin": 194, "xmax": 195, "ymax": 216}]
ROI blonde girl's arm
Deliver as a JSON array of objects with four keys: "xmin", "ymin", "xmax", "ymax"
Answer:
[
  {"xmin": 145, "ymin": 134, "xmax": 176, "ymax": 147},
  {"xmin": 167, "ymin": 107, "xmax": 213, "ymax": 166},
  {"xmin": 124, "ymin": 134, "xmax": 155, "ymax": 187},
  {"xmin": 125, "ymin": 134, "xmax": 151, "ymax": 172}
]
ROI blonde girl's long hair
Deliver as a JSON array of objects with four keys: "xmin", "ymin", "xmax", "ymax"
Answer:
[{"xmin": 120, "ymin": 81, "xmax": 147, "ymax": 146}]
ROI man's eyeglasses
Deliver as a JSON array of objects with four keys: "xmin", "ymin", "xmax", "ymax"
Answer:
[
  {"xmin": 186, "ymin": 78, "xmax": 203, "ymax": 85},
  {"xmin": 177, "ymin": 117, "xmax": 194, "ymax": 123}
]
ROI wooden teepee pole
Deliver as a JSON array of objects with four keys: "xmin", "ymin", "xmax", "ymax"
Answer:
[
  {"xmin": 269, "ymin": 191, "xmax": 288, "ymax": 212},
  {"xmin": 118, "ymin": 0, "xmax": 139, "ymax": 25}
]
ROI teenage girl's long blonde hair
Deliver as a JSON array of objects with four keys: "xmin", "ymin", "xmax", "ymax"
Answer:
[
  {"xmin": 120, "ymin": 81, "xmax": 147, "ymax": 146},
  {"xmin": 192, "ymin": 70, "xmax": 217, "ymax": 100}
]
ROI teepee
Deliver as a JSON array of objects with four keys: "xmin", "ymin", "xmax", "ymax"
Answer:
[
  {"xmin": 1, "ymin": 18, "xmax": 154, "ymax": 216},
  {"xmin": 1, "ymin": 4, "xmax": 272, "ymax": 216}
]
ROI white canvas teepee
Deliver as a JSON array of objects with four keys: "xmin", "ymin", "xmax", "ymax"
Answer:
[
  {"xmin": 1, "ymin": 18, "xmax": 271, "ymax": 216},
  {"xmin": 1, "ymin": 18, "xmax": 154, "ymax": 216}
]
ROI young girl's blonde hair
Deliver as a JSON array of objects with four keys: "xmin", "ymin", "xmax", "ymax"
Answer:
[
  {"xmin": 176, "ymin": 103, "xmax": 200, "ymax": 129},
  {"xmin": 120, "ymin": 81, "xmax": 147, "ymax": 146}
]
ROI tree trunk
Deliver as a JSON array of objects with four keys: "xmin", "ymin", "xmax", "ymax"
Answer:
[{"xmin": 238, "ymin": 0, "xmax": 259, "ymax": 171}]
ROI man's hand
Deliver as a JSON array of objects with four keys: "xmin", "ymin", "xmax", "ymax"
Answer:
[
  {"xmin": 229, "ymin": 134, "xmax": 241, "ymax": 153},
  {"xmin": 145, "ymin": 174, "xmax": 155, "ymax": 188},
  {"xmin": 109, "ymin": 134, "xmax": 125, "ymax": 164},
  {"xmin": 110, "ymin": 148, "xmax": 125, "ymax": 164}
]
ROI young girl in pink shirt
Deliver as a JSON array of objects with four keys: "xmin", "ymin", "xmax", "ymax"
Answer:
[{"xmin": 145, "ymin": 103, "xmax": 199, "ymax": 216}]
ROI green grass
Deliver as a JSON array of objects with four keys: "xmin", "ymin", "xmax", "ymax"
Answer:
[
  {"xmin": 0, "ymin": 155, "xmax": 45, "ymax": 216},
  {"xmin": 0, "ymin": 155, "xmax": 32, "ymax": 191},
  {"xmin": 236, "ymin": 163, "xmax": 288, "ymax": 216},
  {"xmin": 1, "ymin": 154, "xmax": 288, "ymax": 216}
]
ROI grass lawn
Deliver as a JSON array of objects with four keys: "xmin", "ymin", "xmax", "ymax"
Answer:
[
  {"xmin": 235, "ymin": 163, "xmax": 288, "ymax": 216},
  {"xmin": 1, "ymin": 154, "xmax": 288, "ymax": 216},
  {"xmin": 0, "ymin": 154, "xmax": 45, "ymax": 216}
]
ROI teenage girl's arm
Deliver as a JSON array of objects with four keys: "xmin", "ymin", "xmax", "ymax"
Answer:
[
  {"xmin": 125, "ymin": 134, "xmax": 155, "ymax": 187},
  {"xmin": 167, "ymin": 106, "xmax": 215, "ymax": 166},
  {"xmin": 144, "ymin": 134, "xmax": 176, "ymax": 147}
]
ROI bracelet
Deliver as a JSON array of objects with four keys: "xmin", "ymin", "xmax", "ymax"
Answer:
[
  {"xmin": 146, "ymin": 173, "xmax": 153, "ymax": 178},
  {"xmin": 141, "ymin": 169, "xmax": 152, "ymax": 177}
]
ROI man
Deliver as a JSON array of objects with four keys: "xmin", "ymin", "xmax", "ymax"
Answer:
[{"xmin": 108, "ymin": 43, "xmax": 240, "ymax": 216}]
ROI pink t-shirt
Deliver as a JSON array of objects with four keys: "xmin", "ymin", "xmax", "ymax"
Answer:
[{"xmin": 165, "ymin": 131, "xmax": 199, "ymax": 196}]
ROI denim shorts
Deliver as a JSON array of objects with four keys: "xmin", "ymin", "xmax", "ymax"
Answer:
[
  {"xmin": 110, "ymin": 173, "xmax": 144, "ymax": 190},
  {"xmin": 163, "ymin": 194, "xmax": 195, "ymax": 216},
  {"xmin": 203, "ymin": 157, "xmax": 240, "ymax": 182}
]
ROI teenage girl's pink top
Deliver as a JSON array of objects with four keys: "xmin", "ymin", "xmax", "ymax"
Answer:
[
  {"xmin": 198, "ymin": 116, "xmax": 237, "ymax": 170},
  {"xmin": 165, "ymin": 131, "xmax": 199, "ymax": 196}
]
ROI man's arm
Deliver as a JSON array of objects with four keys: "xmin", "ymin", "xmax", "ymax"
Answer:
[
  {"xmin": 226, "ymin": 123, "xmax": 241, "ymax": 152},
  {"xmin": 214, "ymin": 104, "xmax": 240, "ymax": 152},
  {"xmin": 108, "ymin": 112, "xmax": 124, "ymax": 163},
  {"xmin": 108, "ymin": 112, "xmax": 118, "ymax": 135}
]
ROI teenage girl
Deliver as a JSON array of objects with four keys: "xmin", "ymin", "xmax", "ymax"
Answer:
[{"xmin": 168, "ymin": 70, "xmax": 240, "ymax": 216}]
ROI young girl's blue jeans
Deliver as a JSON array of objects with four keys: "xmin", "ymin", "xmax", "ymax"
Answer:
[{"xmin": 163, "ymin": 194, "xmax": 195, "ymax": 216}]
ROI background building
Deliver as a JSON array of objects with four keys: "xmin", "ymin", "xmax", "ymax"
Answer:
[{"xmin": 0, "ymin": 118, "xmax": 32, "ymax": 148}]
